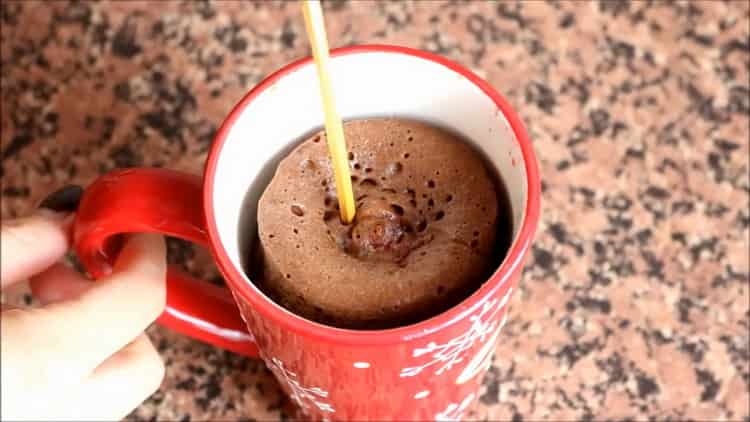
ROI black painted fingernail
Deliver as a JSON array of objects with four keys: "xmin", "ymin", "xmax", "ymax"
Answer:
[{"xmin": 39, "ymin": 185, "xmax": 83, "ymax": 213}]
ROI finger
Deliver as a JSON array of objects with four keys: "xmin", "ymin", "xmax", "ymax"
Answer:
[
  {"xmin": 0, "ymin": 303, "xmax": 18, "ymax": 312},
  {"xmin": 31, "ymin": 233, "xmax": 168, "ymax": 305},
  {"xmin": 62, "ymin": 334, "xmax": 165, "ymax": 421},
  {"xmin": 6, "ymin": 335, "xmax": 165, "ymax": 421},
  {"xmin": 29, "ymin": 262, "xmax": 93, "ymax": 305},
  {"xmin": 3, "ymin": 233, "xmax": 166, "ymax": 383},
  {"xmin": 0, "ymin": 212, "xmax": 71, "ymax": 288},
  {"xmin": 48, "ymin": 233, "xmax": 166, "ymax": 373},
  {"xmin": 0, "ymin": 185, "xmax": 82, "ymax": 288}
]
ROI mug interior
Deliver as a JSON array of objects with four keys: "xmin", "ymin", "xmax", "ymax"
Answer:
[{"xmin": 210, "ymin": 48, "xmax": 529, "ymax": 323}]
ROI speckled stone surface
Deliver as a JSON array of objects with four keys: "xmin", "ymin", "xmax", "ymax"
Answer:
[{"xmin": 2, "ymin": 1, "xmax": 748, "ymax": 420}]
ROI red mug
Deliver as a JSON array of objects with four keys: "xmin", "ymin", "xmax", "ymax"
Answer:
[{"xmin": 74, "ymin": 45, "xmax": 540, "ymax": 421}]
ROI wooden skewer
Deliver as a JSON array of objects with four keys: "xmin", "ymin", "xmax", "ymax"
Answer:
[{"xmin": 301, "ymin": 0, "xmax": 356, "ymax": 224}]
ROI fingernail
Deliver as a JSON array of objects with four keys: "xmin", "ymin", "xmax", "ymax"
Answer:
[{"xmin": 38, "ymin": 185, "xmax": 83, "ymax": 213}]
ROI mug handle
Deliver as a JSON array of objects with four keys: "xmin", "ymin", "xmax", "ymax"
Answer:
[{"xmin": 73, "ymin": 168, "xmax": 259, "ymax": 357}]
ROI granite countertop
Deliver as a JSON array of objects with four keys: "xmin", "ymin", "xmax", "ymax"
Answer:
[{"xmin": 2, "ymin": 1, "xmax": 748, "ymax": 420}]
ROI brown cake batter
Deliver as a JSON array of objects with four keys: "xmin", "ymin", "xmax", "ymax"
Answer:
[{"xmin": 253, "ymin": 118, "xmax": 499, "ymax": 329}]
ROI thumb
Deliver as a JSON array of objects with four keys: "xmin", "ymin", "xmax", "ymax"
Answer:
[{"xmin": 4, "ymin": 233, "xmax": 167, "ymax": 388}]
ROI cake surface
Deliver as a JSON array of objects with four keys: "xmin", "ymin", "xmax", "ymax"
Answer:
[{"xmin": 254, "ymin": 118, "xmax": 499, "ymax": 329}]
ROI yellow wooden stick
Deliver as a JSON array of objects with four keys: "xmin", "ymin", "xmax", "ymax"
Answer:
[{"xmin": 301, "ymin": 0, "xmax": 356, "ymax": 224}]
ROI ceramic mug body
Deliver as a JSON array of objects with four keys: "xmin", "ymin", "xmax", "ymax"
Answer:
[{"xmin": 74, "ymin": 45, "xmax": 540, "ymax": 421}]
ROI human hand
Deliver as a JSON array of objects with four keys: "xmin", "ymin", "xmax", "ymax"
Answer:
[{"xmin": 1, "ymin": 186, "xmax": 167, "ymax": 421}]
